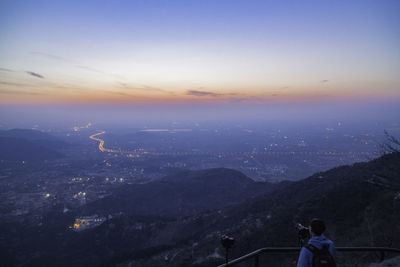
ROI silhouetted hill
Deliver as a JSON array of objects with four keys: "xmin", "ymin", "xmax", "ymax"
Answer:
[
  {"xmin": 0, "ymin": 129, "xmax": 67, "ymax": 149},
  {"xmin": 2, "ymin": 153, "xmax": 399, "ymax": 266},
  {"xmin": 0, "ymin": 129, "xmax": 53, "ymax": 139},
  {"xmin": 83, "ymin": 168, "xmax": 274, "ymax": 217},
  {"xmin": 0, "ymin": 137, "xmax": 63, "ymax": 161},
  {"xmin": 101, "ymin": 153, "xmax": 400, "ymax": 266}
]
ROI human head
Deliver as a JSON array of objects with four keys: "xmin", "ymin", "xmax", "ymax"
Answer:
[{"xmin": 309, "ymin": 218, "xmax": 326, "ymax": 236}]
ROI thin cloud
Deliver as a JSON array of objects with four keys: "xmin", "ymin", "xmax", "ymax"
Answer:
[
  {"xmin": 320, "ymin": 80, "xmax": 329, "ymax": 83},
  {"xmin": 31, "ymin": 51, "xmax": 135, "ymax": 82},
  {"xmin": 228, "ymin": 97, "xmax": 247, "ymax": 103},
  {"xmin": 77, "ymin": 65, "xmax": 126, "ymax": 80},
  {"xmin": 26, "ymin": 71, "xmax": 44, "ymax": 79},
  {"xmin": 0, "ymin": 67, "xmax": 14, "ymax": 72},
  {"xmin": 143, "ymin": 85, "xmax": 167, "ymax": 92},
  {"xmin": 118, "ymin": 83, "xmax": 175, "ymax": 95},
  {"xmin": 0, "ymin": 81, "xmax": 31, "ymax": 87},
  {"xmin": 116, "ymin": 92, "xmax": 131, "ymax": 96},
  {"xmin": 92, "ymin": 89, "xmax": 132, "ymax": 96},
  {"xmin": 229, "ymin": 96, "xmax": 271, "ymax": 103},
  {"xmin": 76, "ymin": 65, "xmax": 106, "ymax": 75},
  {"xmin": 31, "ymin": 52, "xmax": 113, "ymax": 76},
  {"xmin": 31, "ymin": 52, "xmax": 124, "ymax": 79},
  {"xmin": 143, "ymin": 85, "xmax": 176, "ymax": 95},
  {"xmin": 0, "ymin": 89, "xmax": 43, "ymax": 95},
  {"xmin": 30, "ymin": 52, "xmax": 71, "ymax": 62},
  {"xmin": 226, "ymin": 92, "xmax": 240, "ymax": 96},
  {"xmin": 187, "ymin": 90, "xmax": 220, "ymax": 97}
]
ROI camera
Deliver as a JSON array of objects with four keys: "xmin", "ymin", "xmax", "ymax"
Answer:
[
  {"xmin": 221, "ymin": 235, "xmax": 235, "ymax": 249},
  {"xmin": 296, "ymin": 223, "xmax": 310, "ymax": 240}
]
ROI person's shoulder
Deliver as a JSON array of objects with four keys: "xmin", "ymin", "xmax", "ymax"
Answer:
[
  {"xmin": 321, "ymin": 235, "xmax": 334, "ymax": 244},
  {"xmin": 325, "ymin": 238, "xmax": 337, "ymax": 250},
  {"xmin": 326, "ymin": 238, "xmax": 334, "ymax": 245}
]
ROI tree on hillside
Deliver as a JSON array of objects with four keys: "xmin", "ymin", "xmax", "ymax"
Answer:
[{"xmin": 380, "ymin": 131, "xmax": 400, "ymax": 154}]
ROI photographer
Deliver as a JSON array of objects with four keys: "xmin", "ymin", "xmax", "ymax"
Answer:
[{"xmin": 297, "ymin": 218, "xmax": 338, "ymax": 267}]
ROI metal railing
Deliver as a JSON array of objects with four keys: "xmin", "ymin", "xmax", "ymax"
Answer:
[{"xmin": 217, "ymin": 247, "xmax": 400, "ymax": 267}]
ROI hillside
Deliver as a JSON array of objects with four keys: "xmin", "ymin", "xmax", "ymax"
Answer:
[
  {"xmin": 0, "ymin": 129, "xmax": 68, "ymax": 149},
  {"xmin": 0, "ymin": 137, "xmax": 64, "ymax": 161},
  {"xmin": 1, "ymin": 153, "xmax": 399, "ymax": 266},
  {"xmin": 82, "ymin": 168, "xmax": 275, "ymax": 217},
  {"xmin": 108, "ymin": 152, "xmax": 400, "ymax": 266}
]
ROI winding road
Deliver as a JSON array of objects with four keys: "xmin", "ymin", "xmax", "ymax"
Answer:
[{"xmin": 89, "ymin": 131, "xmax": 117, "ymax": 153}]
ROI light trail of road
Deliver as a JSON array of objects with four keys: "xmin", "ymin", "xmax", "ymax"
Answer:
[
  {"xmin": 89, "ymin": 131, "xmax": 145, "ymax": 156},
  {"xmin": 89, "ymin": 131, "xmax": 117, "ymax": 153}
]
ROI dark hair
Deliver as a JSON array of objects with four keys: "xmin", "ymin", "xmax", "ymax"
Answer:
[{"xmin": 310, "ymin": 218, "xmax": 326, "ymax": 235}]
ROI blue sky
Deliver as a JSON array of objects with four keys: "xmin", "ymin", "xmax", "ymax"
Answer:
[{"xmin": 0, "ymin": 0, "xmax": 399, "ymax": 105}]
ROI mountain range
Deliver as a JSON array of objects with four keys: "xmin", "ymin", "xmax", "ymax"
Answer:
[
  {"xmin": 0, "ymin": 129, "xmax": 65, "ymax": 161},
  {"xmin": 1, "ymin": 152, "xmax": 399, "ymax": 266}
]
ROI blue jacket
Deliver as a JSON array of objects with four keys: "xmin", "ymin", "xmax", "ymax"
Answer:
[{"xmin": 297, "ymin": 234, "xmax": 337, "ymax": 267}]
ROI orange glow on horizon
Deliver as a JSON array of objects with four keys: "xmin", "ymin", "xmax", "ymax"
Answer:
[
  {"xmin": 1, "ymin": 82, "xmax": 399, "ymax": 106},
  {"xmin": 1, "ymin": 91, "xmax": 399, "ymax": 106}
]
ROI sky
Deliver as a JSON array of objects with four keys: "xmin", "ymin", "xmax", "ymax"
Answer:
[
  {"xmin": 0, "ymin": 0, "xmax": 399, "ymax": 130},
  {"xmin": 0, "ymin": 0, "xmax": 399, "ymax": 105}
]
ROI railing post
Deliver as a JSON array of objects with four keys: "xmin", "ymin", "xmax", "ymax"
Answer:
[
  {"xmin": 226, "ymin": 248, "xmax": 229, "ymax": 267},
  {"xmin": 254, "ymin": 254, "xmax": 259, "ymax": 267}
]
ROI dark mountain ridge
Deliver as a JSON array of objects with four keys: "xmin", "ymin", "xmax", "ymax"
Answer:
[
  {"xmin": 104, "ymin": 153, "xmax": 400, "ymax": 266},
  {"xmin": 83, "ymin": 168, "xmax": 275, "ymax": 218},
  {"xmin": 0, "ymin": 129, "xmax": 56, "ymax": 140},
  {"xmin": 0, "ymin": 128, "xmax": 68, "ymax": 149},
  {"xmin": 0, "ymin": 137, "xmax": 63, "ymax": 161},
  {"xmin": 0, "ymin": 129, "xmax": 67, "ymax": 161}
]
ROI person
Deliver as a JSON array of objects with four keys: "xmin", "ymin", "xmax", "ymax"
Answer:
[{"xmin": 297, "ymin": 218, "xmax": 338, "ymax": 267}]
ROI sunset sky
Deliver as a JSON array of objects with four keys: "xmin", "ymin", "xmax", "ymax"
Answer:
[{"xmin": 0, "ymin": 0, "xmax": 399, "ymax": 105}]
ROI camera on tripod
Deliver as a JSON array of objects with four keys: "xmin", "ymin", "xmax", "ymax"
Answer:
[
  {"xmin": 221, "ymin": 235, "xmax": 235, "ymax": 249},
  {"xmin": 296, "ymin": 223, "xmax": 310, "ymax": 241}
]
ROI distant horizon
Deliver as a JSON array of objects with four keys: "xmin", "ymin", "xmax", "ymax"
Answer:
[{"xmin": 1, "ymin": 100, "xmax": 399, "ymax": 131}]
